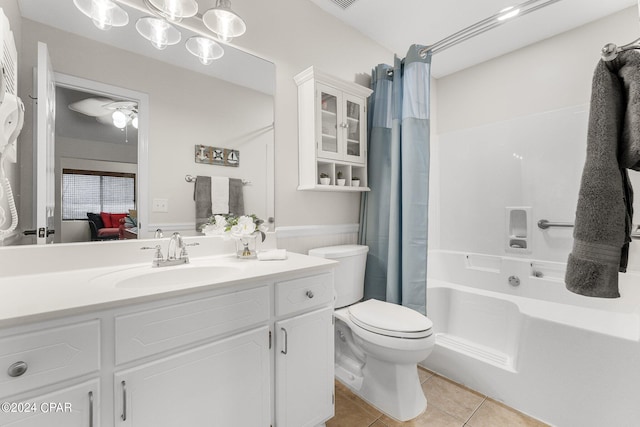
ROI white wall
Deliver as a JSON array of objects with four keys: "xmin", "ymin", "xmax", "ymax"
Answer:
[
  {"xmin": 229, "ymin": 0, "xmax": 393, "ymax": 227},
  {"xmin": 433, "ymin": 7, "xmax": 640, "ymax": 271}
]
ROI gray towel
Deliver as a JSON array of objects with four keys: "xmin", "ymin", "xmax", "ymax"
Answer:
[
  {"xmin": 194, "ymin": 176, "xmax": 212, "ymax": 230},
  {"xmin": 565, "ymin": 51, "xmax": 639, "ymax": 298},
  {"xmin": 229, "ymin": 178, "xmax": 245, "ymax": 216}
]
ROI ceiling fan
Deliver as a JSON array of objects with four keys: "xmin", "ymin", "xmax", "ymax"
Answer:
[{"xmin": 68, "ymin": 97, "xmax": 139, "ymax": 129}]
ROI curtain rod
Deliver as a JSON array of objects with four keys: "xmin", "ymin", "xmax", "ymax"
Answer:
[{"xmin": 418, "ymin": 0, "xmax": 564, "ymax": 58}]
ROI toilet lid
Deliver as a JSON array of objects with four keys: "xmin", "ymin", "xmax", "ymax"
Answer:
[{"xmin": 348, "ymin": 299, "xmax": 433, "ymax": 339}]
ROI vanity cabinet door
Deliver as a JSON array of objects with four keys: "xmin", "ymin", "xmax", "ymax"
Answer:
[
  {"xmin": 114, "ymin": 326, "xmax": 270, "ymax": 427},
  {"xmin": 0, "ymin": 379, "xmax": 99, "ymax": 427},
  {"xmin": 275, "ymin": 306, "xmax": 334, "ymax": 427}
]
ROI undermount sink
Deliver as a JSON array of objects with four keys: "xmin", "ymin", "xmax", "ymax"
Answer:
[{"xmin": 91, "ymin": 261, "xmax": 243, "ymax": 289}]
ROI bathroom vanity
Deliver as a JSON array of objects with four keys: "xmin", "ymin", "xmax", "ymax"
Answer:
[{"xmin": 0, "ymin": 243, "xmax": 336, "ymax": 427}]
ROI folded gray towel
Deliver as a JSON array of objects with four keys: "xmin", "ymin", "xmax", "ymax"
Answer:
[
  {"xmin": 229, "ymin": 178, "xmax": 245, "ymax": 216},
  {"xmin": 194, "ymin": 176, "xmax": 212, "ymax": 230},
  {"xmin": 565, "ymin": 51, "xmax": 639, "ymax": 298}
]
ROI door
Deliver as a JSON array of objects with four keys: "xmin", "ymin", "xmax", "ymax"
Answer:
[
  {"xmin": 34, "ymin": 42, "xmax": 56, "ymax": 244},
  {"xmin": 316, "ymin": 83, "xmax": 343, "ymax": 161},
  {"xmin": 0, "ymin": 379, "xmax": 98, "ymax": 427},
  {"xmin": 343, "ymin": 93, "xmax": 366, "ymax": 164},
  {"xmin": 115, "ymin": 326, "xmax": 270, "ymax": 427},
  {"xmin": 276, "ymin": 306, "xmax": 334, "ymax": 427}
]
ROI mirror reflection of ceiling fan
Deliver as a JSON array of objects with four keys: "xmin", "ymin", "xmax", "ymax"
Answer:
[{"xmin": 68, "ymin": 97, "xmax": 138, "ymax": 129}]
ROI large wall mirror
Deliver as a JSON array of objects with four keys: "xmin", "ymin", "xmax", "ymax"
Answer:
[{"xmin": 11, "ymin": 0, "xmax": 275, "ymax": 245}]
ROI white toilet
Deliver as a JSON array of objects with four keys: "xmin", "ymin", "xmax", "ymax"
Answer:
[{"xmin": 308, "ymin": 244, "xmax": 435, "ymax": 422}]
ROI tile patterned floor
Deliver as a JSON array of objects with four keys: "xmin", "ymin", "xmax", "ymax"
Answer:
[{"xmin": 327, "ymin": 368, "xmax": 549, "ymax": 427}]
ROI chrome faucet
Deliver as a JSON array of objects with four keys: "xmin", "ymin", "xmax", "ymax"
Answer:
[
  {"xmin": 141, "ymin": 232, "xmax": 199, "ymax": 267},
  {"xmin": 167, "ymin": 232, "xmax": 184, "ymax": 261}
]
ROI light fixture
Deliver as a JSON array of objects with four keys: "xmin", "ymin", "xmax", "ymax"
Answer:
[
  {"xmin": 136, "ymin": 17, "xmax": 181, "ymax": 50},
  {"xmin": 203, "ymin": 0, "xmax": 246, "ymax": 42},
  {"xmin": 74, "ymin": 0, "xmax": 243, "ymax": 64},
  {"xmin": 73, "ymin": 0, "xmax": 129, "ymax": 31},
  {"xmin": 111, "ymin": 109, "xmax": 139, "ymax": 129},
  {"xmin": 146, "ymin": 0, "xmax": 198, "ymax": 22},
  {"xmin": 497, "ymin": 6, "xmax": 521, "ymax": 21},
  {"xmin": 112, "ymin": 110, "xmax": 128, "ymax": 129},
  {"xmin": 186, "ymin": 36, "xmax": 224, "ymax": 64}
]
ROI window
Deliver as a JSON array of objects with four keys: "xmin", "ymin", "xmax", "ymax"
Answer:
[{"xmin": 62, "ymin": 169, "xmax": 136, "ymax": 220}]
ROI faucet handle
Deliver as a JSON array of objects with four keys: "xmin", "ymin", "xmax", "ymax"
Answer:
[
  {"xmin": 179, "ymin": 242, "xmax": 199, "ymax": 261},
  {"xmin": 141, "ymin": 245, "xmax": 164, "ymax": 266}
]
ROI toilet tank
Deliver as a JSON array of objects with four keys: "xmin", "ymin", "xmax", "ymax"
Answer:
[{"xmin": 308, "ymin": 245, "xmax": 369, "ymax": 308}]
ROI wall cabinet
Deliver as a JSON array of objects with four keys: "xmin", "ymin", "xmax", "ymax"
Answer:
[
  {"xmin": 0, "ymin": 270, "xmax": 335, "ymax": 427},
  {"xmin": 295, "ymin": 66, "xmax": 373, "ymax": 191}
]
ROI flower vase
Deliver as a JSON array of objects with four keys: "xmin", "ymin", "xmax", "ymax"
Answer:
[{"xmin": 235, "ymin": 234, "xmax": 258, "ymax": 259}]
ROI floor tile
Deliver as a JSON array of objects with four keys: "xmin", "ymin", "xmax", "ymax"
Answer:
[
  {"xmin": 466, "ymin": 399, "xmax": 549, "ymax": 427},
  {"xmin": 417, "ymin": 366, "xmax": 433, "ymax": 384},
  {"xmin": 421, "ymin": 375, "xmax": 486, "ymax": 422},
  {"xmin": 378, "ymin": 405, "xmax": 465, "ymax": 427},
  {"xmin": 334, "ymin": 380, "xmax": 383, "ymax": 418}
]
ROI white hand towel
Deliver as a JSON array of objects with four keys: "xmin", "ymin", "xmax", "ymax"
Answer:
[
  {"xmin": 257, "ymin": 249, "xmax": 287, "ymax": 261},
  {"xmin": 211, "ymin": 176, "xmax": 229, "ymax": 214}
]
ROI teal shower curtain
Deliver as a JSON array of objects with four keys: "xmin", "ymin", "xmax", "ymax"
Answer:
[{"xmin": 359, "ymin": 45, "xmax": 431, "ymax": 315}]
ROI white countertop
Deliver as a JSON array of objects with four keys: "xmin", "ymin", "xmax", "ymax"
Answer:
[{"xmin": 0, "ymin": 252, "xmax": 336, "ymax": 328}]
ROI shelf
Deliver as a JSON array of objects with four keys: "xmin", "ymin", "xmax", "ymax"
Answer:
[
  {"xmin": 321, "ymin": 133, "xmax": 337, "ymax": 139},
  {"xmin": 322, "ymin": 109, "xmax": 337, "ymax": 116},
  {"xmin": 298, "ymin": 184, "xmax": 370, "ymax": 192}
]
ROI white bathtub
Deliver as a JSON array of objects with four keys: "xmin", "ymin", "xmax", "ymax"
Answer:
[{"xmin": 422, "ymin": 250, "xmax": 640, "ymax": 427}]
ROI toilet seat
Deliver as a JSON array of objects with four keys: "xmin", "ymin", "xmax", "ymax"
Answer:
[{"xmin": 348, "ymin": 299, "xmax": 433, "ymax": 339}]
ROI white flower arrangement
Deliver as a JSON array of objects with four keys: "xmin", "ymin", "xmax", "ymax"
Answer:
[{"xmin": 201, "ymin": 214, "xmax": 268, "ymax": 242}]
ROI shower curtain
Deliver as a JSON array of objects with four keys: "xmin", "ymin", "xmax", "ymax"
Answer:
[{"xmin": 359, "ymin": 45, "xmax": 432, "ymax": 315}]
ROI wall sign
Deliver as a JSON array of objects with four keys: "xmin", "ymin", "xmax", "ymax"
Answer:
[{"xmin": 195, "ymin": 144, "xmax": 240, "ymax": 167}]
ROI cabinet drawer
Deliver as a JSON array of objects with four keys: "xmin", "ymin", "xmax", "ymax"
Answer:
[
  {"xmin": 0, "ymin": 320, "xmax": 100, "ymax": 398},
  {"xmin": 115, "ymin": 285, "xmax": 269, "ymax": 365},
  {"xmin": 275, "ymin": 273, "xmax": 333, "ymax": 317}
]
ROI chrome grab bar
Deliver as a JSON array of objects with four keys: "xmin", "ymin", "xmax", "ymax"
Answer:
[{"xmin": 537, "ymin": 219, "xmax": 574, "ymax": 230}]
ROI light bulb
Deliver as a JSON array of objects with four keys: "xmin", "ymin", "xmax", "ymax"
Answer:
[
  {"xmin": 165, "ymin": 0, "xmax": 183, "ymax": 21},
  {"xmin": 186, "ymin": 36, "xmax": 224, "ymax": 65},
  {"xmin": 132, "ymin": 116, "xmax": 139, "ymax": 129},
  {"xmin": 136, "ymin": 17, "xmax": 181, "ymax": 50},
  {"xmin": 202, "ymin": 0, "xmax": 246, "ymax": 40},
  {"xmin": 73, "ymin": 0, "xmax": 129, "ymax": 30},
  {"xmin": 150, "ymin": 20, "xmax": 170, "ymax": 50},
  {"xmin": 112, "ymin": 110, "xmax": 128, "ymax": 129},
  {"xmin": 90, "ymin": 0, "xmax": 113, "ymax": 30}
]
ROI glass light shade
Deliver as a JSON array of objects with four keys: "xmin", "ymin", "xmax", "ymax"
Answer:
[
  {"xmin": 186, "ymin": 36, "xmax": 224, "ymax": 65},
  {"xmin": 148, "ymin": 0, "xmax": 198, "ymax": 21},
  {"xmin": 132, "ymin": 115, "xmax": 139, "ymax": 129},
  {"xmin": 112, "ymin": 110, "xmax": 128, "ymax": 129},
  {"xmin": 136, "ymin": 17, "xmax": 181, "ymax": 50},
  {"xmin": 73, "ymin": 0, "xmax": 129, "ymax": 31},
  {"xmin": 202, "ymin": 0, "xmax": 246, "ymax": 41}
]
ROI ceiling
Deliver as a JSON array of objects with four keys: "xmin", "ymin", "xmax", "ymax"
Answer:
[
  {"xmin": 308, "ymin": 0, "xmax": 638, "ymax": 77},
  {"xmin": 56, "ymin": 87, "xmax": 138, "ymax": 145}
]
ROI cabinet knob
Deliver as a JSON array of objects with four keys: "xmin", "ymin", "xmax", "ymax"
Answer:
[
  {"xmin": 7, "ymin": 361, "xmax": 28, "ymax": 377},
  {"xmin": 306, "ymin": 290, "xmax": 314, "ymax": 299}
]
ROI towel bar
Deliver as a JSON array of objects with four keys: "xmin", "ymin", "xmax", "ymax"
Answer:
[
  {"xmin": 185, "ymin": 174, "xmax": 251, "ymax": 185},
  {"xmin": 537, "ymin": 219, "xmax": 574, "ymax": 230}
]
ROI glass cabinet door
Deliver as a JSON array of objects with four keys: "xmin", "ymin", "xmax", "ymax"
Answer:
[
  {"xmin": 344, "ymin": 95, "xmax": 365, "ymax": 164},
  {"xmin": 316, "ymin": 84, "xmax": 342, "ymax": 160}
]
